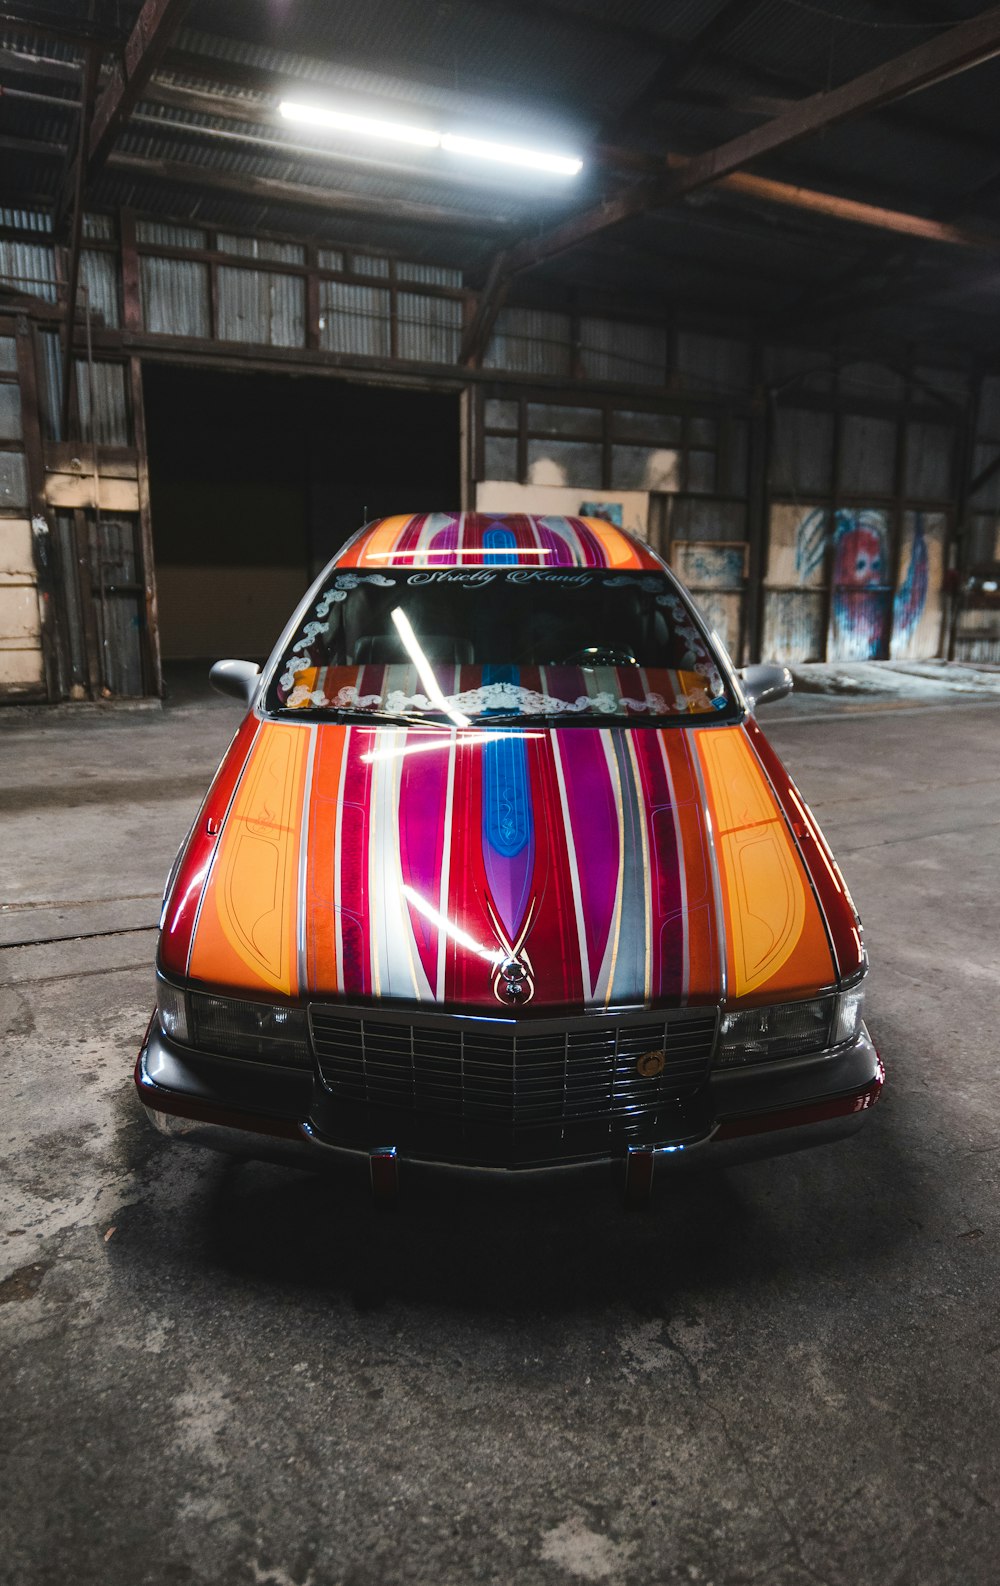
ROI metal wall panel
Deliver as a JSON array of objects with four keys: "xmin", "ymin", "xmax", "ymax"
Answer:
[
  {"xmin": 89, "ymin": 516, "xmax": 144, "ymax": 696},
  {"xmin": 676, "ymin": 332, "xmax": 751, "ymax": 394},
  {"xmin": 770, "ymin": 408, "xmax": 834, "ymax": 496},
  {"xmin": 978, "ymin": 376, "xmax": 1000, "ymax": 439},
  {"xmin": 216, "ymin": 233, "xmax": 305, "ymax": 264},
  {"xmin": 579, "ymin": 318, "xmax": 666, "ymax": 386},
  {"xmin": 397, "ymin": 261, "xmax": 462, "ymax": 287},
  {"xmin": 135, "ymin": 220, "xmax": 206, "ymax": 248},
  {"xmin": 904, "ymin": 422, "xmax": 954, "ymax": 502},
  {"xmin": 353, "ymin": 254, "xmax": 391, "ymax": 278},
  {"xmin": 80, "ymin": 249, "xmax": 121, "ymax": 329},
  {"xmin": 839, "ymin": 360, "xmax": 905, "ymax": 400},
  {"xmin": 838, "ymin": 414, "xmax": 896, "ymax": 496},
  {"xmin": 484, "ymin": 308, "xmax": 572, "ymax": 377},
  {"xmin": 139, "ymin": 257, "xmax": 210, "ymax": 339},
  {"xmin": 762, "ymin": 344, "xmax": 834, "ymax": 394},
  {"xmin": 74, "ymin": 361, "xmax": 130, "ymax": 447},
  {"xmin": 762, "ymin": 590, "xmax": 825, "ymax": 662},
  {"xmin": 969, "ymin": 443, "xmax": 1000, "ymax": 511},
  {"xmin": 0, "ymin": 383, "xmax": 22, "ymax": 442},
  {"xmin": 397, "ymin": 292, "xmax": 461, "ymax": 364},
  {"xmin": 216, "ymin": 267, "xmax": 305, "ymax": 347},
  {"xmin": 0, "ymin": 239, "xmax": 57, "ymax": 302},
  {"xmin": 318, "ymin": 281, "xmax": 390, "ymax": 357}
]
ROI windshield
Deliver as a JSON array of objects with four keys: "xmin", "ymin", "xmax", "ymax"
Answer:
[{"xmin": 265, "ymin": 568, "xmax": 736, "ymax": 725}]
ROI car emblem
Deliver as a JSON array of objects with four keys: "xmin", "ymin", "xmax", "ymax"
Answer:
[
  {"xmin": 636, "ymin": 1048, "xmax": 667, "ymax": 1078},
  {"xmin": 499, "ymin": 955, "xmax": 529, "ymax": 1001}
]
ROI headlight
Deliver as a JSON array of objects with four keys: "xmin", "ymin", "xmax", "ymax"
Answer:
[
  {"xmin": 156, "ymin": 974, "xmax": 189, "ymax": 1045},
  {"xmin": 716, "ymin": 986, "xmax": 864, "ymax": 1067},
  {"xmin": 155, "ymin": 975, "xmax": 310, "ymax": 1067}
]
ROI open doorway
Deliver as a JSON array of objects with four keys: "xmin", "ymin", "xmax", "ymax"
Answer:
[{"xmin": 143, "ymin": 365, "xmax": 461, "ymax": 661}]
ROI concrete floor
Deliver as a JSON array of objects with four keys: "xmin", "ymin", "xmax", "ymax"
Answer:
[{"xmin": 3, "ymin": 672, "xmax": 1000, "ymax": 1586}]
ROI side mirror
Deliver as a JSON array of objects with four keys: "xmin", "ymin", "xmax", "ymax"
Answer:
[
  {"xmin": 739, "ymin": 662, "xmax": 793, "ymax": 710},
  {"xmin": 209, "ymin": 658, "xmax": 261, "ymax": 704}
]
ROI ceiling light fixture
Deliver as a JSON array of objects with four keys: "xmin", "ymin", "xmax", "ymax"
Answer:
[
  {"xmin": 278, "ymin": 101, "xmax": 582, "ymax": 176},
  {"xmin": 278, "ymin": 101, "xmax": 439, "ymax": 148}
]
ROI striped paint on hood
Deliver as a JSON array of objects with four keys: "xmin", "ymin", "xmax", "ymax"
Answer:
[{"xmin": 160, "ymin": 718, "xmax": 858, "ymax": 1014}]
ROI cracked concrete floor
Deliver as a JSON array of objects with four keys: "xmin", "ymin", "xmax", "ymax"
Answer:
[{"xmin": 2, "ymin": 677, "xmax": 1000, "ymax": 1586}]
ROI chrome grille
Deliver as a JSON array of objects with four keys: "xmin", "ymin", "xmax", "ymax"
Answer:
[{"xmin": 309, "ymin": 1007, "xmax": 717, "ymax": 1128}]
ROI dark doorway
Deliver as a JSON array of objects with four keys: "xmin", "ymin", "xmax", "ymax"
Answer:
[{"xmin": 143, "ymin": 365, "xmax": 460, "ymax": 660}]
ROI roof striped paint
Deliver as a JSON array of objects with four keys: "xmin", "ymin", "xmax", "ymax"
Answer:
[{"xmin": 335, "ymin": 513, "xmax": 664, "ymax": 570}]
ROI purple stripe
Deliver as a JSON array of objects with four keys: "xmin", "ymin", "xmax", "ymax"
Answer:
[{"xmin": 556, "ymin": 730, "xmax": 620, "ymax": 986}]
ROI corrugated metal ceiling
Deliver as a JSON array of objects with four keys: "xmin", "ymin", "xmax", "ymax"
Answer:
[{"xmin": 4, "ymin": 0, "xmax": 1000, "ymax": 352}]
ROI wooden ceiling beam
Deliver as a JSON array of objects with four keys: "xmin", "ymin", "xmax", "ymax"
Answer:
[
  {"xmin": 461, "ymin": 5, "xmax": 1000, "ymax": 364},
  {"xmin": 85, "ymin": 0, "xmax": 193, "ymax": 180}
]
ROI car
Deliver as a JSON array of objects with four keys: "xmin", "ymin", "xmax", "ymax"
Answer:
[{"xmin": 136, "ymin": 512, "xmax": 882, "ymax": 1203}]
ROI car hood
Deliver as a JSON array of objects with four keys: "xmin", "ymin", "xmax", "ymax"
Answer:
[{"xmin": 166, "ymin": 716, "xmax": 843, "ymax": 1014}]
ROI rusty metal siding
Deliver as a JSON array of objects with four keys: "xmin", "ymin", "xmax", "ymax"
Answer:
[
  {"xmin": 135, "ymin": 220, "xmax": 207, "ymax": 248},
  {"xmin": 139, "ymin": 257, "xmax": 211, "ymax": 339},
  {"xmin": 837, "ymin": 414, "xmax": 896, "ymax": 496},
  {"xmin": 91, "ymin": 517, "xmax": 144, "ymax": 696},
  {"xmin": 80, "ymin": 249, "xmax": 121, "ymax": 329},
  {"xmin": 762, "ymin": 590, "xmax": 825, "ymax": 662},
  {"xmin": 75, "ymin": 362, "xmax": 130, "ymax": 447},
  {"xmin": 397, "ymin": 262, "xmax": 462, "ymax": 288},
  {"xmin": 353, "ymin": 254, "xmax": 391, "ymax": 278},
  {"xmin": 216, "ymin": 267, "xmax": 305, "ymax": 347},
  {"xmin": 904, "ymin": 422, "xmax": 954, "ymax": 502},
  {"xmin": 484, "ymin": 308, "xmax": 572, "ymax": 378},
  {"xmin": 318, "ymin": 281, "xmax": 390, "ymax": 357},
  {"xmin": 317, "ymin": 248, "xmax": 345, "ymax": 271},
  {"xmin": 579, "ymin": 318, "xmax": 666, "ymax": 386},
  {"xmin": 0, "ymin": 238, "xmax": 58, "ymax": 302},
  {"xmin": 216, "ymin": 233, "xmax": 305, "ymax": 264},
  {"xmin": 676, "ymin": 332, "xmax": 751, "ymax": 395},
  {"xmin": 397, "ymin": 292, "xmax": 461, "ymax": 363},
  {"xmin": 770, "ymin": 408, "xmax": 834, "ymax": 496}
]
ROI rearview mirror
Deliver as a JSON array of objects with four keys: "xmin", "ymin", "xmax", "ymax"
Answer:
[
  {"xmin": 209, "ymin": 658, "xmax": 261, "ymax": 704},
  {"xmin": 739, "ymin": 663, "xmax": 793, "ymax": 710}
]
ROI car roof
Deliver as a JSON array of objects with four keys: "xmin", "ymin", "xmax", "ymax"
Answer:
[{"xmin": 333, "ymin": 513, "xmax": 665, "ymax": 571}]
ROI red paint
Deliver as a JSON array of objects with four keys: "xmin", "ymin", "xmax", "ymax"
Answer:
[{"xmin": 714, "ymin": 1063, "xmax": 884, "ymax": 1140}]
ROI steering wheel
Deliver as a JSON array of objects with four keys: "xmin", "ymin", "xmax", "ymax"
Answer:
[{"xmin": 559, "ymin": 646, "xmax": 638, "ymax": 667}]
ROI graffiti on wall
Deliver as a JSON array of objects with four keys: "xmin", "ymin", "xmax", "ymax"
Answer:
[{"xmin": 794, "ymin": 507, "xmax": 931, "ymax": 660}]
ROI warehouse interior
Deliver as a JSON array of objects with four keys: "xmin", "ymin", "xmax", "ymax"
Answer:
[
  {"xmin": 4, "ymin": 5, "xmax": 1000, "ymax": 1586},
  {"xmin": 143, "ymin": 365, "xmax": 460, "ymax": 656},
  {"xmin": 3, "ymin": 0, "xmax": 1000, "ymax": 699}
]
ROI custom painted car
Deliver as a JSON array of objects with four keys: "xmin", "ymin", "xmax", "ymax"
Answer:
[{"xmin": 137, "ymin": 513, "xmax": 882, "ymax": 1201}]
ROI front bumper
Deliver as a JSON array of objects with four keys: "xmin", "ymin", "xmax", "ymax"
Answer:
[{"xmin": 135, "ymin": 1015, "xmax": 884, "ymax": 1179}]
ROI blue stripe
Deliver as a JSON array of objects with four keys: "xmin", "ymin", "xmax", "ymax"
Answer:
[{"xmin": 483, "ymin": 526, "xmax": 519, "ymax": 565}]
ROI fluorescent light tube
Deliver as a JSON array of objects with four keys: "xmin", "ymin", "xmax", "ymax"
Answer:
[
  {"xmin": 279, "ymin": 100, "xmax": 582, "ymax": 175},
  {"xmin": 279, "ymin": 101, "xmax": 440, "ymax": 148},
  {"xmin": 441, "ymin": 133, "xmax": 582, "ymax": 175}
]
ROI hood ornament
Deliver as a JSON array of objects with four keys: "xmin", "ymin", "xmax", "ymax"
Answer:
[{"xmin": 497, "ymin": 954, "xmax": 531, "ymax": 1003}]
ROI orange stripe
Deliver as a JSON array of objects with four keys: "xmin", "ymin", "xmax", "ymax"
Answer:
[
  {"xmin": 695, "ymin": 726, "xmax": 834, "ymax": 1003},
  {"xmin": 346, "ymin": 515, "xmax": 414, "ymax": 567},
  {"xmin": 580, "ymin": 519, "xmax": 640, "ymax": 568},
  {"xmin": 189, "ymin": 722, "xmax": 309, "ymax": 997},
  {"xmin": 304, "ymin": 726, "xmax": 348, "ymax": 992},
  {"xmin": 661, "ymin": 732, "xmax": 720, "ymax": 1002}
]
